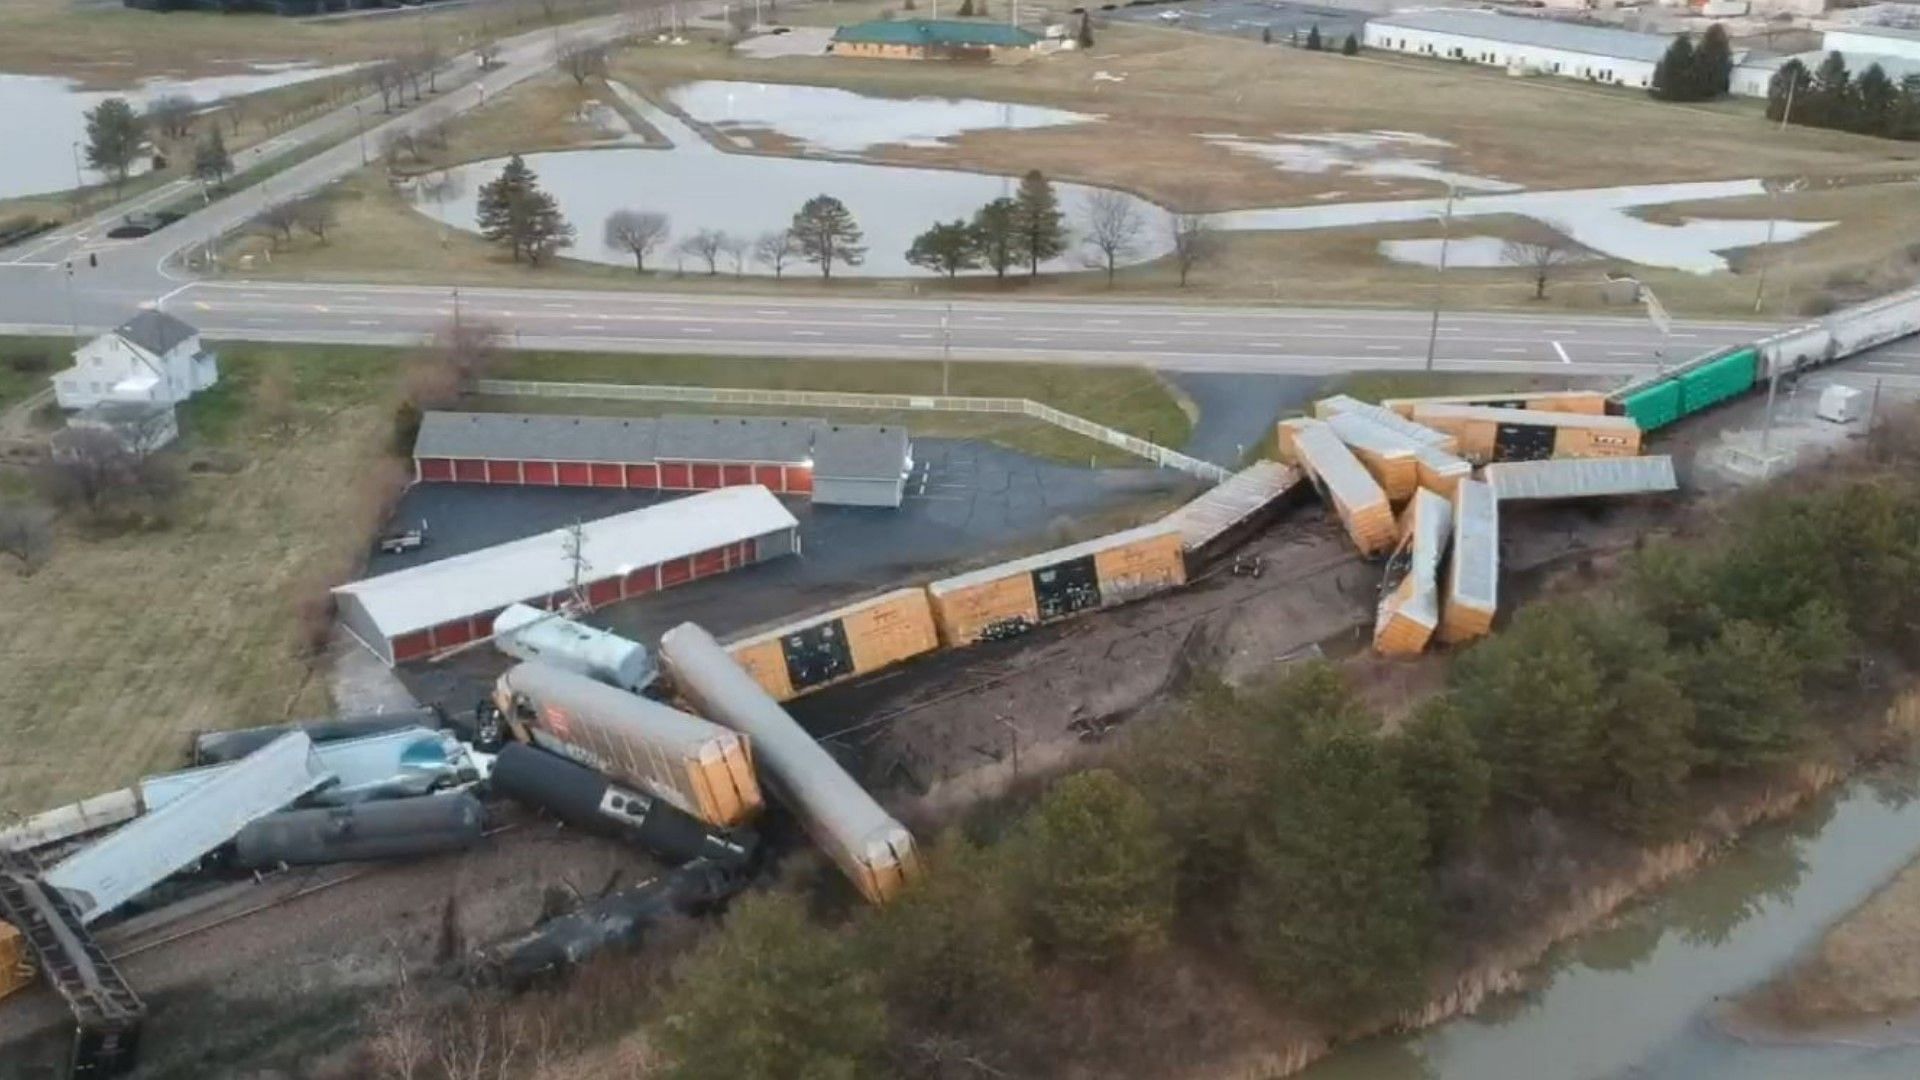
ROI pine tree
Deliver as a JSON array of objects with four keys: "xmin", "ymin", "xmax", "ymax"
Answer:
[
  {"xmin": 1305, "ymin": 23, "xmax": 1322, "ymax": 50},
  {"xmin": 969, "ymin": 197, "xmax": 1020, "ymax": 280},
  {"xmin": 1261, "ymin": 24, "xmax": 1272, "ymax": 44},
  {"xmin": 1077, "ymin": 10, "xmax": 1094, "ymax": 49},
  {"xmin": 1891, "ymin": 73, "xmax": 1920, "ymax": 139},
  {"xmin": 1572, "ymin": 603, "xmax": 1697, "ymax": 838},
  {"xmin": 790, "ymin": 193, "xmax": 866, "ymax": 280},
  {"xmin": 1011, "ymin": 169, "xmax": 1065, "ymax": 277},
  {"xmin": 1767, "ymin": 59, "xmax": 1811, "ymax": 125},
  {"xmin": 1234, "ymin": 731, "xmax": 1435, "ymax": 1021},
  {"xmin": 1857, "ymin": 62, "xmax": 1897, "ymax": 136},
  {"xmin": 476, "ymin": 154, "xmax": 535, "ymax": 261},
  {"xmin": 1685, "ymin": 620, "xmax": 1808, "ymax": 770},
  {"xmin": 1342, "ymin": 32, "xmax": 1359, "ymax": 56},
  {"xmin": 1011, "ymin": 769, "xmax": 1176, "ymax": 964},
  {"xmin": 1810, "ymin": 50, "xmax": 1853, "ymax": 129},
  {"xmin": 1448, "ymin": 603, "xmax": 1604, "ymax": 808},
  {"xmin": 83, "ymin": 97, "xmax": 144, "ymax": 196},
  {"xmin": 1694, "ymin": 23, "xmax": 1734, "ymax": 99},
  {"xmin": 192, "ymin": 127, "xmax": 233, "ymax": 189},
  {"xmin": 1388, "ymin": 698, "xmax": 1490, "ymax": 863},
  {"xmin": 1651, "ymin": 35, "xmax": 1696, "ymax": 101},
  {"xmin": 906, "ymin": 219, "xmax": 980, "ymax": 278},
  {"xmin": 957, "ymin": 0, "xmax": 973, "ymax": 15}
]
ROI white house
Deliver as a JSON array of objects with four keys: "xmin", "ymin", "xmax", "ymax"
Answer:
[
  {"xmin": 53, "ymin": 310, "xmax": 218, "ymax": 411},
  {"xmin": 1363, "ymin": 10, "xmax": 1674, "ymax": 88}
]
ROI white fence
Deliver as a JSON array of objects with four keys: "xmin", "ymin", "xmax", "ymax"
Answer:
[{"xmin": 474, "ymin": 379, "xmax": 1233, "ymax": 482}]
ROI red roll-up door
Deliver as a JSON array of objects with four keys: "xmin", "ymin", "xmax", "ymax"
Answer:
[
  {"xmin": 523, "ymin": 461, "xmax": 557, "ymax": 485},
  {"xmin": 484, "ymin": 460, "xmax": 523, "ymax": 484},
  {"xmin": 722, "ymin": 464, "xmax": 753, "ymax": 486},
  {"xmin": 659, "ymin": 462, "xmax": 691, "ymax": 489},
  {"xmin": 590, "ymin": 463, "xmax": 624, "ymax": 487},
  {"xmin": 690, "ymin": 463, "xmax": 723, "ymax": 489},
  {"xmin": 625, "ymin": 565, "xmax": 658, "ymax": 595},
  {"xmin": 556, "ymin": 462, "xmax": 592, "ymax": 486},
  {"xmin": 417, "ymin": 458, "xmax": 454, "ymax": 482},
  {"xmin": 661, "ymin": 558, "xmax": 692, "ymax": 588},
  {"xmin": 785, "ymin": 466, "xmax": 813, "ymax": 494},
  {"xmin": 626, "ymin": 463, "xmax": 659, "ymax": 488},
  {"xmin": 691, "ymin": 547, "xmax": 727, "ymax": 578},
  {"xmin": 390, "ymin": 630, "xmax": 434, "ymax": 663},
  {"xmin": 734, "ymin": 539, "xmax": 756, "ymax": 566},
  {"xmin": 474, "ymin": 610, "xmax": 502, "ymax": 638},
  {"xmin": 453, "ymin": 459, "xmax": 486, "ymax": 483},
  {"xmin": 586, "ymin": 577, "xmax": 622, "ymax": 607},
  {"xmin": 753, "ymin": 464, "xmax": 785, "ymax": 492},
  {"xmin": 432, "ymin": 618, "xmax": 474, "ymax": 649}
]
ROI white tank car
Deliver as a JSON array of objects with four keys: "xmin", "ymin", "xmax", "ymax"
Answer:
[
  {"xmin": 1828, "ymin": 284, "xmax": 1920, "ymax": 358},
  {"xmin": 492, "ymin": 662, "xmax": 763, "ymax": 829},
  {"xmin": 492, "ymin": 604, "xmax": 658, "ymax": 693},
  {"xmin": 658, "ymin": 622, "xmax": 919, "ymax": 905}
]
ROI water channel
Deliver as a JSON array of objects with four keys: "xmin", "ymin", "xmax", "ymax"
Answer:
[{"xmin": 1301, "ymin": 778, "xmax": 1920, "ymax": 1080}]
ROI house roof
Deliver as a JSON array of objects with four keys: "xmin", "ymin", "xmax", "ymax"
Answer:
[
  {"xmin": 414, "ymin": 411, "xmax": 911, "ymax": 478},
  {"xmin": 811, "ymin": 423, "xmax": 910, "ymax": 480},
  {"xmin": 334, "ymin": 487, "xmax": 799, "ymax": 639},
  {"xmin": 414, "ymin": 411, "xmax": 661, "ymax": 464},
  {"xmin": 1368, "ymin": 10, "xmax": 1676, "ymax": 64},
  {"xmin": 655, "ymin": 414, "xmax": 816, "ymax": 464},
  {"xmin": 113, "ymin": 309, "xmax": 200, "ymax": 356},
  {"xmin": 832, "ymin": 18, "xmax": 1041, "ymax": 47}
]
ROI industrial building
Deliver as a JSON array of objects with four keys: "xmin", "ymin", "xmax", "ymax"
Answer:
[
  {"xmin": 828, "ymin": 18, "xmax": 1042, "ymax": 60},
  {"xmin": 1363, "ymin": 10, "xmax": 1673, "ymax": 87},
  {"xmin": 412, "ymin": 411, "xmax": 913, "ymax": 509},
  {"xmin": 1731, "ymin": 41, "xmax": 1920, "ymax": 97},
  {"xmin": 333, "ymin": 487, "xmax": 801, "ymax": 665}
]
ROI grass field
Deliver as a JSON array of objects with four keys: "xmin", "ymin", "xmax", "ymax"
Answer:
[{"xmin": 0, "ymin": 340, "xmax": 1187, "ymax": 814}]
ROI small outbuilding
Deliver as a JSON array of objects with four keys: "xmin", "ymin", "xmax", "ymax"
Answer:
[
  {"xmin": 829, "ymin": 18, "xmax": 1042, "ymax": 60},
  {"xmin": 333, "ymin": 486, "xmax": 800, "ymax": 666},
  {"xmin": 810, "ymin": 423, "xmax": 912, "ymax": 508}
]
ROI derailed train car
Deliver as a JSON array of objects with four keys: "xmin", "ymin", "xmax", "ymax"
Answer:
[
  {"xmin": 489, "ymin": 743, "xmax": 755, "ymax": 870},
  {"xmin": 725, "ymin": 589, "xmax": 941, "ymax": 703},
  {"xmin": 659, "ymin": 623, "xmax": 919, "ymax": 905},
  {"xmin": 924, "ymin": 523, "xmax": 1187, "ymax": 646},
  {"xmin": 233, "ymin": 793, "xmax": 485, "ymax": 869},
  {"xmin": 1410, "ymin": 403, "xmax": 1642, "ymax": 464},
  {"xmin": 491, "ymin": 663, "xmax": 763, "ymax": 829}
]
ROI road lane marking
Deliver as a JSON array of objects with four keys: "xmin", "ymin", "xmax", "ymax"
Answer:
[
  {"xmin": 682, "ymin": 326, "xmax": 712, "ymax": 333},
  {"xmin": 1129, "ymin": 338, "xmax": 1167, "ymax": 345},
  {"xmin": 792, "ymin": 329, "xmax": 823, "ymax": 336},
  {"xmin": 899, "ymin": 333, "xmax": 933, "ymax": 340},
  {"xmin": 1365, "ymin": 345, "xmax": 1397, "ymax": 352},
  {"xmin": 1017, "ymin": 336, "xmax": 1050, "ymax": 343},
  {"xmin": 312, "ymin": 305, "xmax": 329, "ymax": 313},
  {"xmin": 755, "ymin": 309, "xmax": 787, "ymax": 316},
  {"xmin": 576, "ymin": 324, "xmax": 606, "ymax": 331},
  {"xmin": 1494, "ymin": 347, "xmax": 1525, "ymax": 354},
  {"xmin": 1552, "ymin": 340, "xmax": 1571, "ymax": 364},
  {"xmin": 541, "ymin": 302, "xmax": 572, "ymax": 309},
  {"xmin": 973, "ymin": 315, "xmax": 1003, "ymax": 322},
  {"xmin": 350, "ymin": 319, "xmax": 379, "ymax": 326},
  {"xmin": 194, "ymin": 302, "xmax": 210, "ymax": 310}
]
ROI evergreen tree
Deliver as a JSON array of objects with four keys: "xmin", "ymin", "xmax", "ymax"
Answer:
[
  {"xmin": 1448, "ymin": 603, "xmax": 1604, "ymax": 808},
  {"xmin": 1651, "ymin": 35, "xmax": 1697, "ymax": 101},
  {"xmin": 1261, "ymin": 24, "xmax": 1272, "ymax": 44},
  {"xmin": 1077, "ymin": 10, "xmax": 1095, "ymax": 49},
  {"xmin": 1572, "ymin": 603, "xmax": 1697, "ymax": 837},
  {"xmin": 1767, "ymin": 59, "xmax": 1811, "ymax": 125},
  {"xmin": 192, "ymin": 127, "xmax": 233, "ymax": 189},
  {"xmin": 970, "ymin": 197, "xmax": 1020, "ymax": 280},
  {"xmin": 789, "ymin": 193, "xmax": 866, "ymax": 280},
  {"xmin": 657, "ymin": 891, "xmax": 886, "ymax": 1080},
  {"xmin": 1694, "ymin": 23, "xmax": 1734, "ymax": 99},
  {"xmin": 905, "ymin": 219, "xmax": 979, "ymax": 278},
  {"xmin": 1891, "ymin": 73, "xmax": 1920, "ymax": 139},
  {"xmin": 1011, "ymin": 769, "xmax": 1176, "ymax": 964},
  {"xmin": 957, "ymin": 0, "xmax": 973, "ymax": 15},
  {"xmin": 474, "ymin": 155, "xmax": 574, "ymax": 265},
  {"xmin": 1857, "ymin": 62, "xmax": 1897, "ymax": 135},
  {"xmin": 83, "ymin": 97, "xmax": 144, "ymax": 196},
  {"xmin": 1388, "ymin": 697, "xmax": 1490, "ymax": 863},
  {"xmin": 1685, "ymin": 620, "xmax": 1808, "ymax": 770},
  {"xmin": 1234, "ymin": 731, "xmax": 1435, "ymax": 1021},
  {"xmin": 1810, "ymin": 50, "xmax": 1853, "ymax": 129},
  {"xmin": 1306, "ymin": 23, "xmax": 1322, "ymax": 50},
  {"xmin": 1011, "ymin": 169, "xmax": 1066, "ymax": 277},
  {"xmin": 1342, "ymin": 32, "xmax": 1359, "ymax": 56}
]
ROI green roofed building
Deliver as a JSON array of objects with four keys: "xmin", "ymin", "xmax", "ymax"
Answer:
[{"xmin": 830, "ymin": 18, "xmax": 1043, "ymax": 60}]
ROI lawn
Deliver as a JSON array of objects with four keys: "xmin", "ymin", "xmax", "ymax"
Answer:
[
  {"xmin": 0, "ymin": 338, "xmax": 1187, "ymax": 814},
  {"xmin": 0, "ymin": 337, "xmax": 63, "ymax": 415}
]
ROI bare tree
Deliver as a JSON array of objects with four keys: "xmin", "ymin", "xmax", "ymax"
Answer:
[
  {"xmin": 256, "ymin": 202, "xmax": 301, "ymax": 248},
  {"xmin": 602, "ymin": 209, "xmax": 670, "ymax": 272},
  {"xmin": 720, "ymin": 232, "xmax": 749, "ymax": 276},
  {"xmin": 1501, "ymin": 234, "xmax": 1579, "ymax": 300},
  {"xmin": 1168, "ymin": 209, "xmax": 1219, "ymax": 288},
  {"xmin": 292, "ymin": 194, "xmax": 338, "ymax": 244},
  {"xmin": 753, "ymin": 230, "xmax": 798, "ymax": 278},
  {"xmin": 1081, "ymin": 190, "xmax": 1143, "ymax": 285},
  {"xmin": 252, "ymin": 364, "xmax": 298, "ymax": 435},
  {"xmin": 370, "ymin": 60, "xmax": 404, "ymax": 112},
  {"xmin": 558, "ymin": 39, "xmax": 609, "ymax": 87},
  {"xmin": 36, "ymin": 426, "xmax": 174, "ymax": 519},
  {"xmin": 146, "ymin": 93, "xmax": 197, "ymax": 141},
  {"xmin": 678, "ymin": 228, "xmax": 726, "ymax": 275},
  {"xmin": 418, "ymin": 108, "xmax": 456, "ymax": 152},
  {"xmin": 382, "ymin": 129, "xmax": 422, "ymax": 165},
  {"xmin": 422, "ymin": 316, "xmax": 507, "ymax": 393},
  {"xmin": 0, "ymin": 502, "xmax": 52, "ymax": 576}
]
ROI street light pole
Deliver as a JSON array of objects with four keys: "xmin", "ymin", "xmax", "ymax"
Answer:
[
  {"xmin": 70, "ymin": 141, "xmax": 86, "ymax": 221},
  {"xmin": 1423, "ymin": 186, "xmax": 1455, "ymax": 373},
  {"xmin": 941, "ymin": 303, "xmax": 952, "ymax": 396},
  {"xmin": 353, "ymin": 103, "xmax": 368, "ymax": 165}
]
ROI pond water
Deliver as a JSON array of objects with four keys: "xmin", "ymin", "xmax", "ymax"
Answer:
[
  {"xmin": 1201, "ymin": 130, "xmax": 1522, "ymax": 194},
  {"xmin": 1378, "ymin": 236, "xmax": 1600, "ymax": 269},
  {"xmin": 409, "ymin": 90, "xmax": 1168, "ymax": 277},
  {"xmin": 665, "ymin": 79, "xmax": 1099, "ymax": 154},
  {"xmin": 0, "ymin": 63, "xmax": 362, "ymax": 201},
  {"xmin": 1301, "ymin": 779, "xmax": 1920, "ymax": 1080}
]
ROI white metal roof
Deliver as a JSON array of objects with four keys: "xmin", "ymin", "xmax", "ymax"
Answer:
[
  {"xmin": 1412, "ymin": 402, "xmax": 1642, "ymax": 431},
  {"xmin": 1160, "ymin": 461, "xmax": 1304, "ymax": 551},
  {"xmin": 334, "ymin": 486, "xmax": 798, "ymax": 638},
  {"xmin": 1326, "ymin": 411, "xmax": 1419, "ymax": 460},
  {"xmin": 1294, "ymin": 419, "xmax": 1388, "ymax": 511},
  {"xmin": 1483, "ymin": 456, "xmax": 1678, "ymax": 500},
  {"xmin": 1318, "ymin": 395, "xmax": 1456, "ymax": 449},
  {"xmin": 1369, "ymin": 9, "xmax": 1675, "ymax": 62},
  {"xmin": 1386, "ymin": 488, "xmax": 1453, "ymax": 629},
  {"xmin": 927, "ymin": 522, "xmax": 1183, "ymax": 597},
  {"xmin": 1448, "ymin": 480, "xmax": 1500, "ymax": 612}
]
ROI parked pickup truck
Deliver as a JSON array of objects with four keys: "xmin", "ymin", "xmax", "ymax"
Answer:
[{"xmin": 376, "ymin": 521, "xmax": 430, "ymax": 555}]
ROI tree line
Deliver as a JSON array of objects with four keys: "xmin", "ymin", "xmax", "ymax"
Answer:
[
  {"xmin": 1768, "ymin": 51, "xmax": 1920, "ymax": 139},
  {"xmin": 1650, "ymin": 23, "xmax": 1733, "ymax": 102},
  {"xmin": 634, "ymin": 429, "xmax": 1920, "ymax": 1078}
]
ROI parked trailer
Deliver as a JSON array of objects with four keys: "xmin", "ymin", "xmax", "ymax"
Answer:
[
  {"xmin": 490, "ymin": 743, "xmax": 755, "ymax": 869},
  {"xmin": 1440, "ymin": 479, "xmax": 1500, "ymax": 645},
  {"xmin": 1409, "ymin": 403, "xmax": 1642, "ymax": 463},
  {"xmin": 232, "ymin": 793, "xmax": 485, "ymax": 868},
  {"xmin": 924, "ymin": 523, "xmax": 1187, "ymax": 647},
  {"xmin": 1289, "ymin": 418, "xmax": 1398, "ymax": 556},
  {"xmin": 659, "ymin": 623, "xmax": 919, "ymax": 905},
  {"xmin": 492, "ymin": 663, "xmax": 762, "ymax": 829},
  {"xmin": 492, "ymin": 603, "xmax": 658, "ymax": 694},
  {"xmin": 192, "ymin": 708, "xmax": 443, "ymax": 765},
  {"xmin": 725, "ymin": 588, "xmax": 940, "ymax": 702},
  {"xmin": 481, "ymin": 859, "xmax": 745, "ymax": 987},
  {"xmin": 1381, "ymin": 390, "xmax": 1610, "ymax": 416}
]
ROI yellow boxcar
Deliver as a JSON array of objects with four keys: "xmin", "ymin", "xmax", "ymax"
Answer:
[
  {"xmin": 726, "ymin": 589, "xmax": 941, "ymax": 702},
  {"xmin": 1384, "ymin": 390, "xmax": 1610, "ymax": 417},
  {"xmin": 928, "ymin": 524, "xmax": 1187, "ymax": 645},
  {"xmin": 1410, "ymin": 404, "xmax": 1641, "ymax": 464},
  {"xmin": 1275, "ymin": 417, "xmax": 1315, "ymax": 466},
  {"xmin": 0, "ymin": 919, "xmax": 32, "ymax": 1002}
]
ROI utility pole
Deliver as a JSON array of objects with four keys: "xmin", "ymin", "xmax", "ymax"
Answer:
[
  {"xmin": 453, "ymin": 285, "xmax": 462, "ymax": 331},
  {"xmin": 1423, "ymin": 186, "xmax": 1455, "ymax": 373},
  {"xmin": 941, "ymin": 303, "xmax": 952, "ymax": 396},
  {"xmin": 63, "ymin": 261, "xmax": 79, "ymax": 348},
  {"xmin": 1780, "ymin": 70, "xmax": 1800, "ymax": 132},
  {"xmin": 1753, "ymin": 178, "xmax": 1803, "ymax": 314},
  {"xmin": 353, "ymin": 103, "xmax": 368, "ymax": 165}
]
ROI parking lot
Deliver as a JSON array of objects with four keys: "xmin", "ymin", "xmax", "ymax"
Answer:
[{"xmin": 1107, "ymin": 0, "xmax": 1371, "ymax": 45}]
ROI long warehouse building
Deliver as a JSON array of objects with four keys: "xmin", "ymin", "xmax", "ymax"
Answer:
[
  {"xmin": 335, "ymin": 487, "xmax": 800, "ymax": 665},
  {"xmin": 412, "ymin": 411, "xmax": 914, "ymax": 509}
]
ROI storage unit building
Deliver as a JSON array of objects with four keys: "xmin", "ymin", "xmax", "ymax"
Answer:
[
  {"xmin": 334, "ymin": 487, "xmax": 799, "ymax": 666},
  {"xmin": 926, "ymin": 523, "xmax": 1188, "ymax": 646},
  {"xmin": 1410, "ymin": 403, "xmax": 1642, "ymax": 463},
  {"xmin": 726, "ymin": 588, "xmax": 941, "ymax": 702},
  {"xmin": 1364, "ymin": 10, "xmax": 1671, "ymax": 88},
  {"xmin": 1375, "ymin": 488, "xmax": 1453, "ymax": 656},
  {"xmin": 1441, "ymin": 480, "xmax": 1499, "ymax": 644},
  {"xmin": 1292, "ymin": 419, "xmax": 1398, "ymax": 556},
  {"xmin": 412, "ymin": 411, "xmax": 913, "ymax": 505}
]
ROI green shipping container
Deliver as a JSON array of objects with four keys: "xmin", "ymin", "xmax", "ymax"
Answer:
[
  {"xmin": 1620, "ymin": 380, "xmax": 1682, "ymax": 431},
  {"xmin": 1677, "ymin": 348, "xmax": 1759, "ymax": 418}
]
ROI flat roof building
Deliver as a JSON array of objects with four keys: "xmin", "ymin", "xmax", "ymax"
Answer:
[
  {"xmin": 1364, "ymin": 10, "xmax": 1675, "ymax": 88},
  {"xmin": 334, "ymin": 487, "xmax": 800, "ymax": 665},
  {"xmin": 830, "ymin": 18, "xmax": 1042, "ymax": 60}
]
